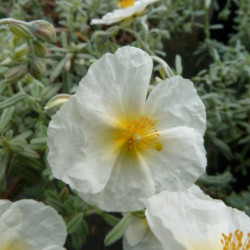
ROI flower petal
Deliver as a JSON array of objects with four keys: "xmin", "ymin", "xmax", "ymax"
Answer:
[
  {"xmin": 76, "ymin": 46, "xmax": 152, "ymax": 122},
  {"xmin": 91, "ymin": 0, "xmax": 159, "ymax": 25},
  {"xmin": 123, "ymin": 226, "xmax": 163, "ymax": 250},
  {"xmin": 227, "ymin": 207, "xmax": 250, "ymax": 241},
  {"xmin": 145, "ymin": 189, "xmax": 250, "ymax": 250},
  {"xmin": 125, "ymin": 216, "xmax": 148, "ymax": 246},
  {"xmin": 0, "ymin": 199, "xmax": 67, "ymax": 249},
  {"xmin": 47, "ymin": 96, "xmax": 116, "ymax": 194},
  {"xmin": 144, "ymin": 126, "xmax": 206, "ymax": 193},
  {"xmin": 0, "ymin": 200, "xmax": 11, "ymax": 215},
  {"xmin": 144, "ymin": 76, "xmax": 206, "ymax": 135},
  {"xmin": 43, "ymin": 246, "xmax": 66, "ymax": 250},
  {"xmin": 79, "ymin": 148, "xmax": 155, "ymax": 212},
  {"xmin": 187, "ymin": 184, "xmax": 214, "ymax": 201},
  {"xmin": 145, "ymin": 191, "xmax": 230, "ymax": 250}
]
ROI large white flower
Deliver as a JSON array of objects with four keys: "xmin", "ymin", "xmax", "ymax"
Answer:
[
  {"xmin": 145, "ymin": 189, "xmax": 250, "ymax": 250},
  {"xmin": 0, "ymin": 199, "xmax": 67, "ymax": 250},
  {"xmin": 91, "ymin": 0, "xmax": 159, "ymax": 25},
  {"xmin": 47, "ymin": 46, "xmax": 206, "ymax": 212},
  {"xmin": 123, "ymin": 185, "xmax": 207, "ymax": 250}
]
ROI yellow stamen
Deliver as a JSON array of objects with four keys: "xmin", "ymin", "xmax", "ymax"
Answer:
[
  {"xmin": 117, "ymin": 0, "xmax": 136, "ymax": 8},
  {"xmin": 221, "ymin": 230, "xmax": 250, "ymax": 250},
  {"xmin": 123, "ymin": 116, "xmax": 162, "ymax": 152}
]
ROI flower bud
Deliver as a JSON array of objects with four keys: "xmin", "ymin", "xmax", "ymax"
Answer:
[
  {"xmin": 44, "ymin": 94, "xmax": 70, "ymax": 116},
  {"xmin": 30, "ymin": 58, "xmax": 46, "ymax": 80},
  {"xmin": 4, "ymin": 65, "xmax": 28, "ymax": 83},
  {"xmin": 14, "ymin": 45, "xmax": 28, "ymax": 60},
  {"xmin": 31, "ymin": 40, "xmax": 47, "ymax": 57},
  {"xmin": 9, "ymin": 23, "xmax": 33, "ymax": 39},
  {"xmin": 29, "ymin": 20, "xmax": 56, "ymax": 43}
]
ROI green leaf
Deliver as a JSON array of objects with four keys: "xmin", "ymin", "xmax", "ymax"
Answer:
[
  {"xmin": 49, "ymin": 54, "xmax": 71, "ymax": 83},
  {"xmin": 159, "ymin": 67, "xmax": 166, "ymax": 80},
  {"xmin": 102, "ymin": 213, "xmax": 120, "ymax": 227},
  {"xmin": 17, "ymin": 146, "xmax": 39, "ymax": 158},
  {"xmin": 131, "ymin": 210, "xmax": 146, "ymax": 218},
  {"xmin": 0, "ymin": 150, "xmax": 9, "ymax": 181},
  {"xmin": 67, "ymin": 213, "xmax": 84, "ymax": 234},
  {"xmin": 30, "ymin": 137, "xmax": 47, "ymax": 144},
  {"xmin": 13, "ymin": 130, "xmax": 32, "ymax": 140},
  {"xmin": 0, "ymin": 93, "xmax": 28, "ymax": 110},
  {"xmin": 104, "ymin": 213, "xmax": 131, "ymax": 247},
  {"xmin": 210, "ymin": 136, "xmax": 233, "ymax": 160},
  {"xmin": 0, "ymin": 106, "xmax": 15, "ymax": 131},
  {"xmin": 199, "ymin": 171, "xmax": 233, "ymax": 186},
  {"xmin": 80, "ymin": 218, "xmax": 89, "ymax": 237}
]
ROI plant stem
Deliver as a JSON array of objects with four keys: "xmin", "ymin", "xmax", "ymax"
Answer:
[
  {"xmin": 151, "ymin": 55, "xmax": 174, "ymax": 78},
  {"xmin": 122, "ymin": 27, "xmax": 154, "ymax": 55},
  {"xmin": 121, "ymin": 27, "xmax": 174, "ymax": 78}
]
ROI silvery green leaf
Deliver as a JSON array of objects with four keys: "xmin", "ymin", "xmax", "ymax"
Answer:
[{"xmin": 104, "ymin": 213, "xmax": 131, "ymax": 247}]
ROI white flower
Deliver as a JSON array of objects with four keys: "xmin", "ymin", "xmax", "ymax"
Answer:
[
  {"xmin": 47, "ymin": 46, "xmax": 206, "ymax": 212},
  {"xmin": 91, "ymin": 0, "xmax": 159, "ymax": 25},
  {"xmin": 145, "ymin": 189, "xmax": 250, "ymax": 250},
  {"xmin": 123, "ymin": 185, "xmax": 206, "ymax": 250},
  {"xmin": 0, "ymin": 199, "xmax": 67, "ymax": 250}
]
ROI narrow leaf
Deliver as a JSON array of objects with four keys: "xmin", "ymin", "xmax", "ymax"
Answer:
[
  {"xmin": 67, "ymin": 213, "xmax": 84, "ymax": 234},
  {"xmin": 102, "ymin": 213, "xmax": 120, "ymax": 227},
  {"xmin": 0, "ymin": 93, "xmax": 27, "ymax": 109},
  {"xmin": 0, "ymin": 107, "xmax": 15, "ymax": 131},
  {"xmin": 104, "ymin": 213, "xmax": 131, "ymax": 247}
]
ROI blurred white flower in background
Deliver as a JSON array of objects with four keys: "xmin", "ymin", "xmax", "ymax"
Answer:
[
  {"xmin": 91, "ymin": 0, "xmax": 159, "ymax": 25},
  {"xmin": 144, "ymin": 188, "xmax": 250, "ymax": 250},
  {"xmin": 47, "ymin": 46, "xmax": 206, "ymax": 212},
  {"xmin": 0, "ymin": 199, "xmax": 67, "ymax": 250}
]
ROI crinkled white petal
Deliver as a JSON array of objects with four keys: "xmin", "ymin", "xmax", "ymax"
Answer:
[
  {"xmin": 145, "ymin": 190, "xmax": 250, "ymax": 250},
  {"xmin": 0, "ymin": 200, "xmax": 11, "ymax": 214},
  {"xmin": 48, "ymin": 96, "xmax": 117, "ymax": 194},
  {"xmin": 76, "ymin": 46, "xmax": 152, "ymax": 121},
  {"xmin": 227, "ymin": 207, "xmax": 250, "ymax": 237},
  {"xmin": 144, "ymin": 126, "xmax": 206, "ymax": 192},
  {"xmin": 91, "ymin": 0, "xmax": 159, "ymax": 25},
  {"xmin": 79, "ymin": 148, "xmax": 155, "ymax": 212},
  {"xmin": 0, "ymin": 199, "xmax": 67, "ymax": 249},
  {"xmin": 187, "ymin": 184, "xmax": 214, "ymax": 201},
  {"xmin": 144, "ymin": 76, "xmax": 206, "ymax": 135}
]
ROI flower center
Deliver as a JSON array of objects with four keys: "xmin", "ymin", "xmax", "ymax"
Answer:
[
  {"xmin": 124, "ymin": 116, "xmax": 162, "ymax": 152},
  {"xmin": 117, "ymin": 0, "xmax": 136, "ymax": 8},
  {"xmin": 221, "ymin": 230, "xmax": 250, "ymax": 250}
]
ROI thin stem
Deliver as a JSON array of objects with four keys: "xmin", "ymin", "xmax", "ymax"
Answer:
[
  {"xmin": 121, "ymin": 27, "xmax": 174, "ymax": 78},
  {"xmin": 122, "ymin": 27, "xmax": 154, "ymax": 55},
  {"xmin": 203, "ymin": 0, "xmax": 211, "ymax": 39},
  {"xmin": 151, "ymin": 55, "xmax": 174, "ymax": 78}
]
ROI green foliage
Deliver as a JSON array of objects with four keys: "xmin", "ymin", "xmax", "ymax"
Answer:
[
  {"xmin": 104, "ymin": 213, "xmax": 132, "ymax": 247},
  {"xmin": 0, "ymin": 0, "xmax": 250, "ymax": 249}
]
